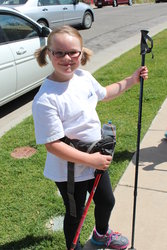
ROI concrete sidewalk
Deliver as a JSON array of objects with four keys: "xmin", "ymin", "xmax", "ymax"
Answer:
[{"xmin": 108, "ymin": 97, "xmax": 167, "ymax": 250}]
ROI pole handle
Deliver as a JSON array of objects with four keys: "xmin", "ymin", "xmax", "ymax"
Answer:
[{"xmin": 140, "ymin": 30, "xmax": 153, "ymax": 58}]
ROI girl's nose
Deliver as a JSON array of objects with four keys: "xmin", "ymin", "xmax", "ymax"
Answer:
[{"xmin": 64, "ymin": 53, "xmax": 72, "ymax": 60}]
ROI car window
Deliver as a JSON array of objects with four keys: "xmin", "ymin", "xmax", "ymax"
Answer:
[
  {"xmin": 38, "ymin": 0, "xmax": 60, "ymax": 6},
  {"xmin": 0, "ymin": 14, "xmax": 39, "ymax": 43},
  {"xmin": 59, "ymin": 0, "xmax": 74, "ymax": 4},
  {"xmin": 0, "ymin": 25, "xmax": 7, "ymax": 43},
  {"xmin": 1, "ymin": 0, "xmax": 27, "ymax": 4}
]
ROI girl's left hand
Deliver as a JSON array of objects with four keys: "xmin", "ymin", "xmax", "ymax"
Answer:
[{"xmin": 132, "ymin": 66, "xmax": 148, "ymax": 83}]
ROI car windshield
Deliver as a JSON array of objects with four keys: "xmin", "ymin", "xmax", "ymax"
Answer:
[{"xmin": 0, "ymin": 0, "xmax": 27, "ymax": 4}]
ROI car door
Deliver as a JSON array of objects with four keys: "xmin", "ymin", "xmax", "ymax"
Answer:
[
  {"xmin": 34, "ymin": 0, "xmax": 64, "ymax": 29},
  {"xmin": 59, "ymin": 0, "xmax": 82, "ymax": 26},
  {"xmin": 0, "ymin": 11, "xmax": 52, "ymax": 105},
  {"xmin": 1, "ymin": 0, "xmax": 64, "ymax": 30},
  {"xmin": 0, "ymin": 16, "xmax": 17, "ymax": 106}
]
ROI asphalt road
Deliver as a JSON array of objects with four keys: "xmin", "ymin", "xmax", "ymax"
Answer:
[
  {"xmin": 0, "ymin": 3, "xmax": 167, "ymax": 136},
  {"xmin": 80, "ymin": 3, "xmax": 167, "ymax": 53}
]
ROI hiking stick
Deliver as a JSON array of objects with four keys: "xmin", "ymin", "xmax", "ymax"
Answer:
[
  {"xmin": 128, "ymin": 30, "xmax": 153, "ymax": 250},
  {"xmin": 70, "ymin": 172, "xmax": 102, "ymax": 250}
]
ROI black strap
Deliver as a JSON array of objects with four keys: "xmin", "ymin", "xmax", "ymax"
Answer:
[
  {"xmin": 67, "ymin": 161, "xmax": 77, "ymax": 217},
  {"xmin": 60, "ymin": 137, "xmax": 77, "ymax": 217}
]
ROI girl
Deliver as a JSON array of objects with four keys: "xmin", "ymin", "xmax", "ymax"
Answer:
[{"xmin": 32, "ymin": 25, "xmax": 148, "ymax": 250}]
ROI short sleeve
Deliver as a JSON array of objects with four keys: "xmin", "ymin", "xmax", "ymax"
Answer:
[{"xmin": 32, "ymin": 100, "xmax": 64, "ymax": 145}]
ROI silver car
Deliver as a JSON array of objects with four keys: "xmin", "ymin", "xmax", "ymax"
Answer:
[
  {"xmin": 0, "ymin": 0, "xmax": 94, "ymax": 29},
  {"xmin": 0, "ymin": 7, "xmax": 53, "ymax": 106}
]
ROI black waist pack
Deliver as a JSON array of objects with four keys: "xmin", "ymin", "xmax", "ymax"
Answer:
[
  {"xmin": 60, "ymin": 133, "xmax": 116, "ymax": 217},
  {"xmin": 61, "ymin": 135, "xmax": 116, "ymax": 156}
]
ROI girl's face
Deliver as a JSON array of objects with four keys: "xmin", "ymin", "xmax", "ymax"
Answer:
[{"xmin": 48, "ymin": 33, "xmax": 82, "ymax": 82}]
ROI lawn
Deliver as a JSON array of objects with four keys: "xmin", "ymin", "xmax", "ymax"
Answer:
[{"xmin": 0, "ymin": 29, "xmax": 167, "ymax": 250}]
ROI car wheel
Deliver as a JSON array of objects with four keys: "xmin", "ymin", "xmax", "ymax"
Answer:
[
  {"xmin": 128, "ymin": 0, "xmax": 132, "ymax": 5},
  {"xmin": 37, "ymin": 19, "xmax": 48, "ymax": 27},
  {"xmin": 82, "ymin": 11, "xmax": 93, "ymax": 29},
  {"xmin": 113, "ymin": 0, "xmax": 118, "ymax": 7}
]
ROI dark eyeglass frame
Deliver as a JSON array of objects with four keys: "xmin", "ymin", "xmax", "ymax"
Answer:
[{"xmin": 48, "ymin": 48, "xmax": 81, "ymax": 58}]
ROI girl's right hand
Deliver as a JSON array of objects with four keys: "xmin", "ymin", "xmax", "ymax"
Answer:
[
  {"xmin": 46, "ymin": 140, "xmax": 112, "ymax": 170},
  {"xmin": 89, "ymin": 152, "xmax": 112, "ymax": 171}
]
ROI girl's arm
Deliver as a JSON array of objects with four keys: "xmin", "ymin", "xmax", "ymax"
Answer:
[
  {"xmin": 103, "ymin": 66, "xmax": 148, "ymax": 101},
  {"xmin": 45, "ymin": 140, "xmax": 112, "ymax": 171}
]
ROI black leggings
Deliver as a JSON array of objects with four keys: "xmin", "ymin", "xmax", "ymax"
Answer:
[{"xmin": 56, "ymin": 171, "xmax": 115, "ymax": 250}]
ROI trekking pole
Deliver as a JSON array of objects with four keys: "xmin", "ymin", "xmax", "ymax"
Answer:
[
  {"xmin": 128, "ymin": 30, "xmax": 153, "ymax": 250},
  {"xmin": 70, "ymin": 171, "xmax": 102, "ymax": 250}
]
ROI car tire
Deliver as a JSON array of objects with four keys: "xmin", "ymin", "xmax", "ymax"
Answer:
[
  {"xmin": 37, "ymin": 19, "xmax": 48, "ymax": 27},
  {"xmin": 82, "ymin": 11, "xmax": 93, "ymax": 29},
  {"xmin": 128, "ymin": 0, "xmax": 132, "ymax": 5},
  {"xmin": 113, "ymin": 0, "xmax": 118, "ymax": 7}
]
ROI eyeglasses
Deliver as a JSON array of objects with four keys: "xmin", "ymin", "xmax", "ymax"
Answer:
[{"xmin": 48, "ymin": 49, "xmax": 81, "ymax": 58}]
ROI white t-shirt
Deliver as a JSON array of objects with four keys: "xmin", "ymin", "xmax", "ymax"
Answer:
[{"xmin": 32, "ymin": 69, "xmax": 106, "ymax": 182}]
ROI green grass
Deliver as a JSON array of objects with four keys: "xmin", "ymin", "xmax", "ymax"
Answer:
[
  {"xmin": 134, "ymin": 0, "xmax": 154, "ymax": 3},
  {"xmin": 0, "ymin": 29, "xmax": 167, "ymax": 249}
]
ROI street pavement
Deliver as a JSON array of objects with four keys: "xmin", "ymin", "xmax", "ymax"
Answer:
[{"xmin": 0, "ymin": 20, "xmax": 167, "ymax": 250}]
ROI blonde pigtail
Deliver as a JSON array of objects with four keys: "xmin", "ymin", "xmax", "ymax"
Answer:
[
  {"xmin": 81, "ymin": 47, "xmax": 93, "ymax": 66},
  {"xmin": 34, "ymin": 46, "xmax": 49, "ymax": 67}
]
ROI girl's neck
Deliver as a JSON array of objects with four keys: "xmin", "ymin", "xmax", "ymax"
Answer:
[{"xmin": 49, "ymin": 71, "xmax": 73, "ymax": 83}]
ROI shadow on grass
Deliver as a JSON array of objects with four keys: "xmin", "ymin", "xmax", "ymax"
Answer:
[
  {"xmin": 113, "ymin": 150, "xmax": 135, "ymax": 163},
  {"xmin": 0, "ymin": 235, "xmax": 53, "ymax": 250}
]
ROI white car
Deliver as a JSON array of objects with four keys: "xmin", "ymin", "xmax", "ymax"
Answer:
[
  {"xmin": 0, "ymin": 0, "xmax": 94, "ymax": 29},
  {"xmin": 0, "ymin": 7, "xmax": 53, "ymax": 107}
]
